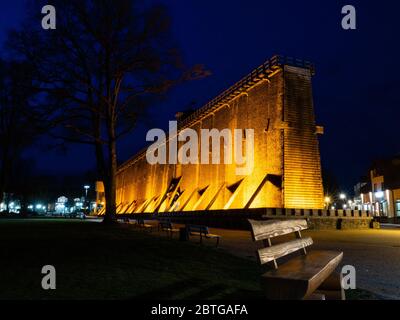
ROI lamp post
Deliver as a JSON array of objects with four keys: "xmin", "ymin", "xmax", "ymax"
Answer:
[
  {"xmin": 324, "ymin": 196, "xmax": 331, "ymax": 209},
  {"xmin": 84, "ymin": 185, "xmax": 90, "ymax": 211},
  {"xmin": 348, "ymin": 199, "xmax": 353, "ymax": 210},
  {"xmin": 84, "ymin": 185, "xmax": 90, "ymax": 197},
  {"xmin": 339, "ymin": 193, "xmax": 346, "ymax": 209}
]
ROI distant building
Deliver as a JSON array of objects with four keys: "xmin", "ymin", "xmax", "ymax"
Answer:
[
  {"xmin": 359, "ymin": 156, "xmax": 400, "ymax": 218},
  {"xmin": 55, "ymin": 196, "xmax": 68, "ymax": 214}
]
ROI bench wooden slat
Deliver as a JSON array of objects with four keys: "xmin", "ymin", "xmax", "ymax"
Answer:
[
  {"xmin": 190, "ymin": 232, "xmax": 220, "ymax": 238},
  {"xmin": 187, "ymin": 225, "xmax": 208, "ymax": 234},
  {"xmin": 248, "ymin": 219, "xmax": 308, "ymax": 241},
  {"xmin": 258, "ymin": 237, "xmax": 313, "ymax": 264},
  {"xmin": 305, "ymin": 292, "xmax": 325, "ymax": 300},
  {"xmin": 186, "ymin": 224, "xmax": 221, "ymax": 247},
  {"xmin": 261, "ymin": 250, "xmax": 343, "ymax": 299}
]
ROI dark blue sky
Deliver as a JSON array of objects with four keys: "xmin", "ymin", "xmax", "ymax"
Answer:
[{"xmin": 1, "ymin": 0, "xmax": 399, "ymax": 192}]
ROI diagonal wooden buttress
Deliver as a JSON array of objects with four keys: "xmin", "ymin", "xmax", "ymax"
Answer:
[
  {"xmin": 154, "ymin": 177, "xmax": 182, "ymax": 213},
  {"xmin": 205, "ymin": 182, "xmax": 226, "ymax": 210},
  {"xmin": 179, "ymin": 188, "xmax": 199, "ymax": 211},
  {"xmin": 223, "ymin": 179, "xmax": 245, "ymax": 209},
  {"xmin": 244, "ymin": 174, "xmax": 282, "ymax": 209}
]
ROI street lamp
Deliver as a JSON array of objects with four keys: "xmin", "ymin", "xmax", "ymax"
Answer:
[
  {"xmin": 339, "ymin": 193, "xmax": 347, "ymax": 210},
  {"xmin": 83, "ymin": 185, "xmax": 90, "ymax": 212},
  {"xmin": 84, "ymin": 185, "xmax": 90, "ymax": 197},
  {"xmin": 375, "ymin": 191, "xmax": 384, "ymax": 199},
  {"xmin": 324, "ymin": 196, "xmax": 331, "ymax": 209}
]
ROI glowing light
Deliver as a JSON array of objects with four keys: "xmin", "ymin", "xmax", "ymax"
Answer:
[
  {"xmin": 375, "ymin": 191, "xmax": 384, "ymax": 199},
  {"xmin": 339, "ymin": 193, "xmax": 346, "ymax": 200},
  {"xmin": 36, "ymin": 204, "xmax": 42, "ymax": 210},
  {"xmin": 324, "ymin": 196, "xmax": 331, "ymax": 203}
]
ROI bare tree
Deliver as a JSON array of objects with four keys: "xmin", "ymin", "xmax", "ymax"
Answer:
[
  {"xmin": 8, "ymin": 0, "xmax": 209, "ymax": 223},
  {"xmin": 0, "ymin": 59, "xmax": 38, "ymax": 209}
]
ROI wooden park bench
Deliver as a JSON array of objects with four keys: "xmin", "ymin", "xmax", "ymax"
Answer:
[
  {"xmin": 121, "ymin": 217, "xmax": 130, "ymax": 224},
  {"xmin": 186, "ymin": 224, "xmax": 221, "ymax": 247},
  {"xmin": 158, "ymin": 219, "xmax": 180, "ymax": 238},
  {"xmin": 248, "ymin": 219, "xmax": 345, "ymax": 300},
  {"xmin": 135, "ymin": 217, "xmax": 154, "ymax": 232}
]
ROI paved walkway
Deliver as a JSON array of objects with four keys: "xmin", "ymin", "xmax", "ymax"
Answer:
[{"xmin": 142, "ymin": 220, "xmax": 400, "ymax": 299}]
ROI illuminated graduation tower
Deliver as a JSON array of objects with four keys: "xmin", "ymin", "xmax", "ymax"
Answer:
[{"xmin": 114, "ymin": 55, "xmax": 325, "ymax": 214}]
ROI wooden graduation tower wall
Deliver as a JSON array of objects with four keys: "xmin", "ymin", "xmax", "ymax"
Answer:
[{"xmin": 114, "ymin": 55, "xmax": 325, "ymax": 214}]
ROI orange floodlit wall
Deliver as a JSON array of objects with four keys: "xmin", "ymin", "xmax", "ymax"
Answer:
[{"xmin": 114, "ymin": 56, "xmax": 325, "ymax": 214}]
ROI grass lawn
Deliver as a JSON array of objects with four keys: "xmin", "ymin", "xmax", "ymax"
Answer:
[{"xmin": 0, "ymin": 219, "xmax": 377, "ymax": 300}]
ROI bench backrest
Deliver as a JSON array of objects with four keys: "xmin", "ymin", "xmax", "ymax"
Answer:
[
  {"xmin": 248, "ymin": 219, "xmax": 313, "ymax": 269},
  {"xmin": 187, "ymin": 224, "xmax": 209, "ymax": 235}
]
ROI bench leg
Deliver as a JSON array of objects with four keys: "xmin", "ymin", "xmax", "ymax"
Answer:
[
  {"xmin": 318, "ymin": 272, "xmax": 345, "ymax": 300},
  {"xmin": 304, "ymin": 292, "xmax": 326, "ymax": 300}
]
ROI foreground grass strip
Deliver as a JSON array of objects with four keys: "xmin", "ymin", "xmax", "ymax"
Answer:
[{"xmin": 0, "ymin": 219, "xmax": 379, "ymax": 300}]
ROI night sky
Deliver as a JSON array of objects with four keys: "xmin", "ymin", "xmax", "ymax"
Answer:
[{"xmin": 1, "ymin": 0, "xmax": 399, "ymax": 193}]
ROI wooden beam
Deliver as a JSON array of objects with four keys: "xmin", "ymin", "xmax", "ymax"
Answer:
[
  {"xmin": 244, "ymin": 174, "xmax": 270, "ymax": 209},
  {"xmin": 258, "ymin": 237, "xmax": 313, "ymax": 265},
  {"xmin": 122, "ymin": 200, "xmax": 136, "ymax": 214},
  {"xmin": 165, "ymin": 177, "xmax": 182, "ymax": 211},
  {"xmin": 168, "ymin": 190, "xmax": 185, "ymax": 212},
  {"xmin": 205, "ymin": 183, "xmax": 226, "ymax": 210},
  {"xmin": 139, "ymin": 196, "xmax": 156, "ymax": 213},
  {"xmin": 223, "ymin": 178, "xmax": 245, "ymax": 209},
  {"xmin": 191, "ymin": 186, "xmax": 209, "ymax": 211},
  {"xmin": 179, "ymin": 188, "xmax": 198, "ymax": 211},
  {"xmin": 248, "ymin": 219, "xmax": 308, "ymax": 241}
]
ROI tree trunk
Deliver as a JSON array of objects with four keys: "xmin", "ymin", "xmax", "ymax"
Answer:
[
  {"xmin": 0, "ymin": 146, "xmax": 11, "ymax": 207},
  {"xmin": 102, "ymin": 108, "xmax": 118, "ymax": 224},
  {"xmin": 102, "ymin": 138, "xmax": 117, "ymax": 224}
]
